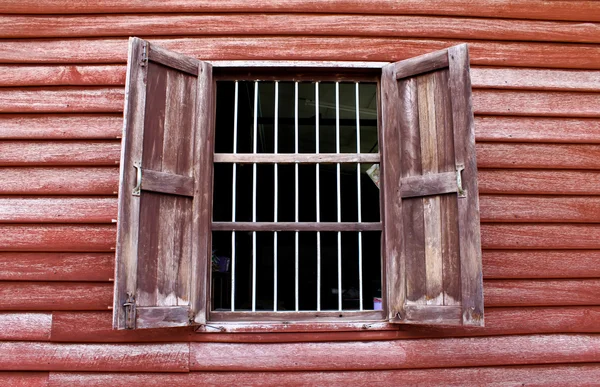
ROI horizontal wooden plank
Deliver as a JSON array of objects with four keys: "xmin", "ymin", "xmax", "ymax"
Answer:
[
  {"xmin": 400, "ymin": 172, "xmax": 457, "ymax": 198},
  {"xmin": 212, "ymin": 222, "xmax": 382, "ymax": 232},
  {"xmin": 480, "ymin": 195, "xmax": 600, "ymax": 223},
  {"xmin": 0, "ymin": 313, "xmax": 51, "ymax": 341},
  {"xmin": 136, "ymin": 307, "xmax": 192, "ymax": 329},
  {"xmin": 190, "ymin": 334, "xmax": 600, "ymax": 371},
  {"xmin": 485, "ymin": 279, "xmax": 600, "ymax": 307},
  {"xmin": 0, "ymin": 372, "xmax": 48, "ymax": 387},
  {"xmin": 394, "ymin": 48, "xmax": 448, "ymax": 79},
  {"xmin": 0, "ymin": 253, "xmax": 114, "ymax": 281},
  {"xmin": 478, "ymin": 169, "xmax": 600, "ymax": 195},
  {"xmin": 0, "ymin": 167, "xmax": 119, "ymax": 195},
  {"xmin": 46, "ymin": 365, "xmax": 600, "ymax": 387},
  {"xmin": 2, "ymin": 1, "xmax": 598, "ymax": 22},
  {"xmin": 1, "ymin": 14, "xmax": 599, "ymax": 44},
  {"xmin": 0, "ymin": 88, "xmax": 123, "ymax": 113},
  {"xmin": 0, "ymin": 65, "xmax": 125, "ymax": 87},
  {"xmin": 481, "ymin": 223, "xmax": 600, "ymax": 249},
  {"xmin": 0, "ymin": 141, "xmax": 121, "ymax": 166},
  {"xmin": 475, "ymin": 116, "xmax": 600, "ymax": 143},
  {"xmin": 0, "ymin": 197, "xmax": 117, "ymax": 223},
  {"xmin": 1, "ymin": 38, "xmax": 600, "ymax": 69},
  {"xmin": 0, "ymin": 225, "xmax": 116, "ymax": 252},
  {"xmin": 483, "ymin": 250, "xmax": 600, "ymax": 279},
  {"xmin": 51, "ymin": 307, "xmax": 600, "ymax": 343},
  {"xmin": 471, "ymin": 67, "xmax": 600, "ymax": 92},
  {"xmin": 0, "ymin": 114, "xmax": 122, "ymax": 140},
  {"xmin": 0, "ymin": 342, "xmax": 189, "ymax": 372},
  {"xmin": 141, "ymin": 169, "xmax": 194, "ymax": 197},
  {"xmin": 0, "ymin": 282, "xmax": 112, "ymax": 311},
  {"xmin": 477, "ymin": 143, "xmax": 600, "ymax": 169}
]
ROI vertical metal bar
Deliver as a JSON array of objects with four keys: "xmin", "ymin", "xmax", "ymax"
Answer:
[
  {"xmin": 252, "ymin": 81, "xmax": 258, "ymax": 312},
  {"xmin": 315, "ymin": 82, "xmax": 321, "ymax": 312},
  {"xmin": 335, "ymin": 81, "xmax": 342, "ymax": 311},
  {"xmin": 231, "ymin": 81, "xmax": 239, "ymax": 312},
  {"xmin": 273, "ymin": 81, "xmax": 279, "ymax": 312},
  {"xmin": 294, "ymin": 81, "xmax": 299, "ymax": 312},
  {"xmin": 356, "ymin": 82, "xmax": 364, "ymax": 311}
]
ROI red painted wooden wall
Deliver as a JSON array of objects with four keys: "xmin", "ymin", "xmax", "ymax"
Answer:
[{"xmin": 1, "ymin": 1, "xmax": 600, "ymax": 385}]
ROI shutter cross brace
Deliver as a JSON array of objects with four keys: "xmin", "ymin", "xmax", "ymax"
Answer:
[{"xmin": 456, "ymin": 163, "xmax": 466, "ymax": 197}]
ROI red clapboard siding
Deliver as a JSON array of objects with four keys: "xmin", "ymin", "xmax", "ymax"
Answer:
[
  {"xmin": 1, "ymin": 38, "xmax": 600, "ymax": 69},
  {"xmin": 1, "ymin": 14, "xmax": 599, "ymax": 44},
  {"xmin": 485, "ymin": 279, "xmax": 600, "ymax": 307},
  {"xmin": 0, "ymin": 373, "xmax": 48, "ymax": 387},
  {"xmin": 481, "ymin": 223, "xmax": 600, "ymax": 249},
  {"xmin": 476, "ymin": 143, "xmax": 600, "ymax": 169},
  {"xmin": 483, "ymin": 250, "xmax": 600, "ymax": 279},
  {"xmin": 478, "ymin": 170, "xmax": 600, "ymax": 195},
  {"xmin": 471, "ymin": 67, "xmax": 600, "ymax": 92},
  {"xmin": 0, "ymin": 282, "xmax": 112, "ymax": 311},
  {"xmin": 0, "ymin": 65, "xmax": 125, "ymax": 87},
  {"xmin": 0, "ymin": 253, "xmax": 114, "ymax": 281},
  {"xmin": 2, "ymin": 0, "xmax": 598, "ymax": 22},
  {"xmin": 0, "ymin": 114, "xmax": 122, "ymax": 140},
  {"xmin": 0, "ymin": 88, "xmax": 123, "ymax": 113},
  {"xmin": 189, "ymin": 335, "xmax": 600, "ymax": 371},
  {"xmin": 0, "ymin": 225, "xmax": 116, "ymax": 252},
  {"xmin": 50, "ymin": 307, "xmax": 600, "ymax": 343},
  {"xmin": 0, "ymin": 313, "xmax": 51, "ymax": 341},
  {"xmin": 0, "ymin": 167, "xmax": 119, "ymax": 195},
  {"xmin": 47, "ymin": 365, "xmax": 600, "ymax": 387},
  {"xmin": 0, "ymin": 142, "xmax": 121, "ymax": 166},
  {"xmin": 0, "ymin": 342, "xmax": 189, "ymax": 372},
  {"xmin": 475, "ymin": 116, "xmax": 600, "ymax": 143},
  {"xmin": 0, "ymin": 198, "xmax": 117, "ymax": 223},
  {"xmin": 480, "ymin": 196, "xmax": 600, "ymax": 223}
]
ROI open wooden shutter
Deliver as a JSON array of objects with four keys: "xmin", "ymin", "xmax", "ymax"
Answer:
[
  {"xmin": 113, "ymin": 38, "xmax": 215, "ymax": 329},
  {"xmin": 382, "ymin": 44, "xmax": 483, "ymax": 326}
]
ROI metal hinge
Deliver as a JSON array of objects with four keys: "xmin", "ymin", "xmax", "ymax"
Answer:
[
  {"xmin": 123, "ymin": 293, "xmax": 136, "ymax": 329},
  {"xmin": 132, "ymin": 161, "xmax": 142, "ymax": 196},
  {"xmin": 140, "ymin": 42, "xmax": 148, "ymax": 67},
  {"xmin": 456, "ymin": 163, "xmax": 466, "ymax": 198}
]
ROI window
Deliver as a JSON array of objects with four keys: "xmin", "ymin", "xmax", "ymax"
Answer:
[{"xmin": 113, "ymin": 38, "xmax": 484, "ymax": 331}]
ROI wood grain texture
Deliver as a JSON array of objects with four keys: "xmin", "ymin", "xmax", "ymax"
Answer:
[
  {"xmin": 0, "ymin": 253, "xmax": 113, "ymax": 281},
  {"xmin": 483, "ymin": 250, "xmax": 600, "ymax": 279},
  {"xmin": 480, "ymin": 195, "xmax": 600, "ymax": 223},
  {"xmin": 0, "ymin": 282, "xmax": 112, "ymax": 310},
  {"xmin": 481, "ymin": 224, "xmax": 600, "ymax": 249},
  {"xmin": 399, "ymin": 172, "xmax": 457, "ymax": 198},
  {"xmin": 0, "ymin": 167, "xmax": 119, "ymax": 195},
  {"xmin": 0, "ymin": 197, "xmax": 117, "ymax": 223},
  {"xmin": 0, "ymin": 225, "xmax": 115, "ymax": 252},
  {"xmin": 190, "ymin": 334, "xmax": 600, "ymax": 371},
  {"xmin": 140, "ymin": 169, "xmax": 194, "ymax": 197},
  {"xmin": 471, "ymin": 67, "xmax": 600, "ymax": 91},
  {"xmin": 485, "ymin": 279, "xmax": 600, "ymax": 307},
  {"xmin": 474, "ymin": 116, "xmax": 600, "ymax": 144},
  {"xmin": 0, "ymin": 114, "xmax": 122, "ymax": 140},
  {"xmin": 0, "ymin": 313, "xmax": 51, "ymax": 341},
  {"xmin": 0, "ymin": 373, "xmax": 48, "ymax": 387},
  {"xmin": 1, "ymin": 38, "xmax": 600, "ymax": 69},
  {"xmin": 0, "ymin": 141, "xmax": 121, "ymax": 166},
  {"xmin": 46, "ymin": 365, "xmax": 600, "ymax": 387},
  {"xmin": 0, "ymin": 65, "xmax": 125, "ymax": 86},
  {"xmin": 477, "ymin": 143, "xmax": 600, "ymax": 169},
  {"xmin": 0, "ymin": 342, "xmax": 189, "ymax": 372},
  {"xmin": 2, "ymin": 1, "xmax": 598, "ymax": 22},
  {"xmin": 0, "ymin": 87, "xmax": 123, "ymax": 113},
  {"xmin": 1, "ymin": 14, "xmax": 600, "ymax": 44},
  {"xmin": 478, "ymin": 169, "xmax": 600, "ymax": 195}
]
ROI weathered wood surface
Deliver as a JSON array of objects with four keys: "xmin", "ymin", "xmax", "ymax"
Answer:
[
  {"xmin": 0, "ymin": 282, "xmax": 112, "ymax": 310},
  {"xmin": 0, "ymin": 253, "xmax": 113, "ymax": 281},
  {"xmin": 46, "ymin": 365, "xmax": 600, "ymax": 387},
  {"xmin": 485, "ymin": 279, "xmax": 600, "ymax": 307},
  {"xmin": 190, "ymin": 334, "xmax": 600, "ymax": 371},
  {"xmin": 0, "ymin": 342, "xmax": 189, "ymax": 372},
  {"xmin": 1, "ymin": 38, "xmax": 600, "ymax": 69},
  {"xmin": 0, "ymin": 65, "xmax": 125, "ymax": 86},
  {"xmin": 1, "ymin": 14, "xmax": 600, "ymax": 43},
  {"xmin": 0, "ymin": 167, "xmax": 118, "ymax": 195},
  {"xmin": 478, "ymin": 170, "xmax": 600, "ymax": 195},
  {"xmin": 0, "ymin": 114, "xmax": 122, "ymax": 140},
  {"xmin": 0, "ymin": 373, "xmax": 48, "ymax": 387},
  {"xmin": 0, "ymin": 313, "xmax": 51, "ymax": 341},
  {"xmin": 471, "ymin": 67, "xmax": 600, "ymax": 91},
  {"xmin": 481, "ymin": 224, "xmax": 600, "ymax": 249},
  {"xmin": 0, "ymin": 88, "xmax": 123, "ymax": 113},
  {"xmin": 475, "ymin": 117, "xmax": 600, "ymax": 143},
  {"xmin": 483, "ymin": 250, "xmax": 600, "ymax": 279},
  {"xmin": 2, "ymin": 0, "xmax": 599, "ymax": 22},
  {"xmin": 0, "ymin": 141, "xmax": 121, "ymax": 166},
  {"xmin": 0, "ymin": 198, "xmax": 117, "ymax": 223},
  {"xmin": 477, "ymin": 143, "xmax": 600, "ymax": 169},
  {"xmin": 0, "ymin": 225, "xmax": 115, "ymax": 252}
]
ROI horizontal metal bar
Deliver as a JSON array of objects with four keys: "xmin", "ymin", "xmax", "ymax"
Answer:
[
  {"xmin": 210, "ymin": 60, "xmax": 389, "ymax": 68},
  {"xmin": 140, "ymin": 168, "xmax": 195, "ymax": 197},
  {"xmin": 214, "ymin": 153, "xmax": 380, "ymax": 164},
  {"xmin": 209, "ymin": 310, "xmax": 385, "ymax": 322},
  {"xmin": 212, "ymin": 221, "xmax": 382, "ymax": 232},
  {"xmin": 400, "ymin": 171, "xmax": 457, "ymax": 198}
]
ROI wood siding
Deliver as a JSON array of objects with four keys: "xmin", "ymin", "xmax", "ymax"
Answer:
[{"xmin": 0, "ymin": 2, "xmax": 599, "ymax": 384}]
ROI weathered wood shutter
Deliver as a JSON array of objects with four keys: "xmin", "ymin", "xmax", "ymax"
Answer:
[
  {"xmin": 113, "ymin": 38, "xmax": 214, "ymax": 329},
  {"xmin": 382, "ymin": 44, "xmax": 483, "ymax": 326}
]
